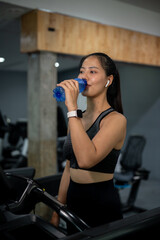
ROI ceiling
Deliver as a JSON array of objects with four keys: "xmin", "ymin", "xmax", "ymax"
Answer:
[
  {"xmin": 0, "ymin": 0, "xmax": 160, "ymax": 72},
  {"xmin": 0, "ymin": 1, "xmax": 81, "ymax": 72},
  {"xmin": 116, "ymin": 0, "xmax": 160, "ymax": 14}
]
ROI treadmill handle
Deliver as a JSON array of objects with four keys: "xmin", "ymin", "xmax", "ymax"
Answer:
[{"xmin": 34, "ymin": 187, "xmax": 90, "ymax": 232}]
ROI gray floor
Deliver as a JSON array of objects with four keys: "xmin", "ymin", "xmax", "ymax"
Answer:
[{"xmin": 118, "ymin": 178, "xmax": 160, "ymax": 217}]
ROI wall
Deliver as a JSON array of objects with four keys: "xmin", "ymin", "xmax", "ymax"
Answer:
[
  {"xmin": 118, "ymin": 63, "xmax": 160, "ymax": 180},
  {"xmin": 117, "ymin": 62, "xmax": 160, "ymax": 131},
  {"xmin": 0, "ymin": 70, "xmax": 27, "ymax": 122},
  {"xmin": 131, "ymin": 98, "xmax": 160, "ymax": 180}
]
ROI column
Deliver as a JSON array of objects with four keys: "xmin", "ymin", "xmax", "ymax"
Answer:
[{"xmin": 27, "ymin": 51, "xmax": 57, "ymax": 178}]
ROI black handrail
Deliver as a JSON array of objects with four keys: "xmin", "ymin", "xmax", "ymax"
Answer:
[{"xmin": 3, "ymin": 174, "xmax": 90, "ymax": 232}]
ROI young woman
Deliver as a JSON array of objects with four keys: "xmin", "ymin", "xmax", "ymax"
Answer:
[{"xmin": 51, "ymin": 52, "xmax": 127, "ymax": 233}]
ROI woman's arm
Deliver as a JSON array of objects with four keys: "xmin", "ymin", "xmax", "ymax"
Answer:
[
  {"xmin": 69, "ymin": 112, "xmax": 127, "ymax": 169},
  {"xmin": 50, "ymin": 160, "xmax": 70, "ymax": 226},
  {"xmin": 56, "ymin": 160, "xmax": 70, "ymax": 204}
]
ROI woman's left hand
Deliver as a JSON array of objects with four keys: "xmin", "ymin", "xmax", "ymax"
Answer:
[{"xmin": 57, "ymin": 79, "xmax": 79, "ymax": 111}]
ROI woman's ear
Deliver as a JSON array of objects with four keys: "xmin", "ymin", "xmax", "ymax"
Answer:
[
  {"xmin": 105, "ymin": 75, "xmax": 113, "ymax": 87},
  {"xmin": 105, "ymin": 80, "xmax": 110, "ymax": 88}
]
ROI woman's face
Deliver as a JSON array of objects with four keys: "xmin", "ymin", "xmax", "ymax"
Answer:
[{"xmin": 78, "ymin": 56, "xmax": 108, "ymax": 98}]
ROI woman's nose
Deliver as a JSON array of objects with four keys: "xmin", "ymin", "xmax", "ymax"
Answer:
[
  {"xmin": 78, "ymin": 73, "xmax": 86, "ymax": 80},
  {"xmin": 81, "ymin": 72, "xmax": 88, "ymax": 81}
]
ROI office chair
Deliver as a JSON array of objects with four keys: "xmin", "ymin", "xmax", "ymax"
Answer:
[{"xmin": 114, "ymin": 135, "xmax": 150, "ymax": 213}]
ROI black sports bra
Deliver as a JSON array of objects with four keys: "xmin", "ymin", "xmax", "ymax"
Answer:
[{"xmin": 63, "ymin": 107, "xmax": 120, "ymax": 173}]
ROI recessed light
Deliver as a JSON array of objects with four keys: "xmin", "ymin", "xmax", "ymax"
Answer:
[
  {"xmin": 0, "ymin": 57, "xmax": 5, "ymax": 63},
  {"xmin": 55, "ymin": 62, "xmax": 60, "ymax": 68}
]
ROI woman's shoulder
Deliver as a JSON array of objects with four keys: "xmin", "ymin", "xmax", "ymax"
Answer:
[
  {"xmin": 101, "ymin": 110, "xmax": 127, "ymax": 129},
  {"xmin": 111, "ymin": 110, "xmax": 127, "ymax": 121}
]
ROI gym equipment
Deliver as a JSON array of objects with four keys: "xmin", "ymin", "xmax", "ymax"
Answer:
[
  {"xmin": 114, "ymin": 135, "xmax": 150, "ymax": 213},
  {"xmin": 0, "ymin": 166, "xmax": 35, "ymax": 205},
  {"xmin": 0, "ymin": 165, "xmax": 89, "ymax": 239},
  {"xmin": 57, "ymin": 106, "xmax": 67, "ymax": 172},
  {"xmin": 57, "ymin": 136, "xmax": 67, "ymax": 172},
  {"xmin": 73, "ymin": 207, "xmax": 160, "ymax": 239},
  {"xmin": 0, "ymin": 108, "xmax": 66, "ymax": 172},
  {"xmin": 0, "ymin": 165, "xmax": 159, "ymax": 239},
  {"xmin": 0, "ymin": 110, "xmax": 8, "ymax": 160},
  {"xmin": 0, "ymin": 110, "xmax": 28, "ymax": 169}
]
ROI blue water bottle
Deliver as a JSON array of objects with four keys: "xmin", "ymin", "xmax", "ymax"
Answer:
[{"xmin": 53, "ymin": 78, "xmax": 87, "ymax": 102}]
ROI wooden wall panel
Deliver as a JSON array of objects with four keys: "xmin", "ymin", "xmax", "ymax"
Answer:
[{"xmin": 21, "ymin": 10, "xmax": 160, "ymax": 66}]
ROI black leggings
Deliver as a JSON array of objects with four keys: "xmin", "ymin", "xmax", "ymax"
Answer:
[{"xmin": 67, "ymin": 178, "xmax": 123, "ymax": 234}]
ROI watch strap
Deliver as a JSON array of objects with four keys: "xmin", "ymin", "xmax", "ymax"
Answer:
[{"xmin": 67, "ymin": 109, "xmax": 83, "ymax": 118}]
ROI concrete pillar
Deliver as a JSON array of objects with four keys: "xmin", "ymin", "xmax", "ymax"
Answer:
[{"xmin": 27, "ymin": 51, "xmax": 57, "ymax": 178}]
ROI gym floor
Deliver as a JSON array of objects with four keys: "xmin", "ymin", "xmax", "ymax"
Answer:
[{"xmin": 119, "ymin": 178, "xmax": 160, "ymax": 217}]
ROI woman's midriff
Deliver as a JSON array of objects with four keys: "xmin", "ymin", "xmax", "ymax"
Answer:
[{"xmin": 70, "ymin": 168, "xmax": 114, "ymax": 184}]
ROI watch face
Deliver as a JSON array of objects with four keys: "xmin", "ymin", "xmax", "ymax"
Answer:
[{"xmin": 77, "ymin": 109, "xmax": 83, "ymax": 118}]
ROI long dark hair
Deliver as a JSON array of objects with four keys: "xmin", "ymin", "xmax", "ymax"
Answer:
[{"xmin": 79, "ymin": 52, "xmax": 123, "ymax": 114}]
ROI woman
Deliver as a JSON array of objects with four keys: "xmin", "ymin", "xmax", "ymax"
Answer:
[{"xmin": 51, "ymin": 52, "xmax": 127, "ymax": 233}]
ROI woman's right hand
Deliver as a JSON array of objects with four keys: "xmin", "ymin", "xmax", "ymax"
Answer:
[
  {"xmin": 56, "ymin": 79, "xmax": 79, "ymax": 112},
  {"xmin": 50, "ymin": 211, "xmax": 60, "ymax": 227}
]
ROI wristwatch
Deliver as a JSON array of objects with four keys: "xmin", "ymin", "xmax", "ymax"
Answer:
[{"xmin": 67, "ymin": 109, "xmax": 83, "ymax": 118}]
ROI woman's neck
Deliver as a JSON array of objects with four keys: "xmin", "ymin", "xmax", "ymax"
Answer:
[{"xmin": 86, "ymin": 95, "xmax": 111, "ymax": 115}]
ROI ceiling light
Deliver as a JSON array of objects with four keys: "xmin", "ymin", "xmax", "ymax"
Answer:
[
  {"xmin": 55, "ymin": 62, "xmax": 60, "ymax": 68},
  {"xmin": 0, "ymin": 57, "xmax": 5, "ymax": 63}
]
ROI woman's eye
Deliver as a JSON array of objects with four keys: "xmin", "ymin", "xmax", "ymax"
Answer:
[
  {"xmin": 80, "ymin": 70, "xmax": 84, "ymax": 74},
  {"xmin": 91, "ymin": 71, "xmax": 96, "ymax": 74}
]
